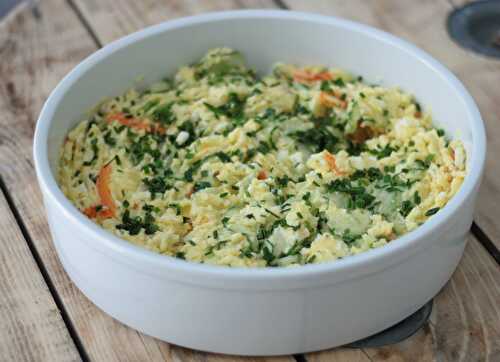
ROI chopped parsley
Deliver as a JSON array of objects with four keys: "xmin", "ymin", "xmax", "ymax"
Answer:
[
  {"xmin": 141, "ymin": 99, "xmax": 160, "ymax": 113},
  {"xmin": 83, "ymin": 138, "xmax": 99, "ymax": 166},
  {"xmin": 289, "ymin": 125, "xmax": 339, "ymax": 153},
  {"xmin": 425, "ymin": 207, "xmax": 440, "ymax": 216},
  {"xmin": 116, "ymin": 210, "xmax": 159, "ymax": 235},
  {"xmin": 400, "ymin": 200, "xmax": 414, "ymax": 217},
  {"xmin": 103, "ymin": 131, "xmax": 116, "ymax": 146},
  {"xmin": 193, "ymin": 181, "xmax": 211, "ymax": 192},
  {"xmin": 143, "ymin": 176, "xmax": 170, "ymax": 198},
  {"xmin": 152, "ymin": 102, "xmax": 176, "ymax": 125},
  {"xmin": 341, "ymin": 229, "xmax": 359, "ymax": 245},
  {"xmin": 369, "ymin": 144, "xmax": 398, "ymax": 159},
  {"xmin": 327, "ymin": 179, "xmax": 376, "ymax": 209},
  {"xmin": 415, "ymin": 154, "xmax": 435, "ymax": 170},
  {"xmin": 333, "ymin": 77, "xmax": 346, "ymax": 87},
  {"xmin": 128, "ymin": 135, "xmax": 161, "ymax": 165},
  {"xmin": 204, "ymin": 92, "xmax": 246, "ymax": 125}
]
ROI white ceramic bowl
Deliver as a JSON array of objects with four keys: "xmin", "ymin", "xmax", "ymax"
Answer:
[{"xmin": 33, "ymin": 10, "xmax": 486, "ymax": 356}]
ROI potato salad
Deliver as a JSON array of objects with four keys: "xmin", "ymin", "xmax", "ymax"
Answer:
[{"xmin": 58, "ymin": 48, "xmax": 466, "ymax": 267}]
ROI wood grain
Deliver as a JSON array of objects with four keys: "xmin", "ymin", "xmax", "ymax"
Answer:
[
  {"xmin": 71, "ymin": 0, "xmax": 277, "ymax": 44},
  {"xmin": 0, "ymin": 0, "xmax": 293, "ymax": 361},
  {"xmin": 0, "ymin": 179, "xmax": 80, "ymax": 360},
  {"xmin": 283, "ymin": 0, "xmax": 500, "ymax": 249}
]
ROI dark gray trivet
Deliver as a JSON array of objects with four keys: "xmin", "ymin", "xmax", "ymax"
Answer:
[
  {"xmin": 345, "ymin": 300, "xmax": 433, "ymax": 348},
  {"xmin": 447, "ymin": 0, "xmax": 500, "ymax": 58},
  {"xmin": 0, "ymin": 0, "xmax": 22, "ymax": 19}
]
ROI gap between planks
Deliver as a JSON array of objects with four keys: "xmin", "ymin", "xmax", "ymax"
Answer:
[
  {"xmin": 66, "ymin": 0, "xmax": 102, "ymax": 48},
  {"xmin": 0, "ymin": 173, "xmax": 81, "ymax": 361},
  {"xmin": 0, "ymin": 175, "xmax": 90, "ymax": 362}
]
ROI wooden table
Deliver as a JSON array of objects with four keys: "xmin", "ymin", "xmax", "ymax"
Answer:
[{"xmin": 1, "ymin": 1, "xmax": 499, "ymax": 361}]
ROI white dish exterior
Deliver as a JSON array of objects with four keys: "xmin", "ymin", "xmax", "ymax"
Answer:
[{"xmin": 33, "ymin": 10, "xmax": 485, "ymax": 356}]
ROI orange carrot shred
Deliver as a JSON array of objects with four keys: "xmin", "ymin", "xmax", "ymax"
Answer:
[
  {"xmin": 323, "ymin": 151, "xmax": 345, "ymax": 175},
  {"xmin": 257, "ymin": 170, "xmax": 268, "ymax": 180},
  {"xmin": 293, "ymin": 70, "xmax": 333, "ymax": 83},
  {"xmin": 106, "ymin": 112, "xmax": 153, "ymax": 132},
  {"xmin": 319, "ymin": 91, "xmax": 347, "ymax": 109},
  {"xmin": 98, "ymin": 208, "xmax": 115, "ymax": 219},
  {"xmin": 83, "ymin": 206, "xmax": 98, "ymax": 218},
  {"xmin": 96, "ymin": 163, "xmax": 116, "ymax": 218}
]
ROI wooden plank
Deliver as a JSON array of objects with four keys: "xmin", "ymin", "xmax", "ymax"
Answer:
[
  {"xmin": 0, "ymin": 168, "xmax": 80, "ymax": 360},
  {"xmin": 305, "ymin": 349, "xmax": 370, "ymax": 362},
  {"xmin": 170, "ymin": 347, "xmax": 295, "ymax": 362},
  {"xmin": 0, "ymin": 0, "xmax": 294, "ymax": 361},
  {"xmin": 426, "ymin": 235, "xmax": 500, "ymax": 361},
  {"xmin": 283, "ymin": 0, "xmax": 500, "ymax": 249},
  {"xmin": 71, "ymin": 0, "xmax": 277, "ymax": 44}
]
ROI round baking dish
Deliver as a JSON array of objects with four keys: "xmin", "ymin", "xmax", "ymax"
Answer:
[{"xmin": 33, "ymin": 10, "xmax": 486, "ymax": 356}]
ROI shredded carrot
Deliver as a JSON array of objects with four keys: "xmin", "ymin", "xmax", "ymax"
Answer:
[
  {"xmin": 81, "ymin": 164, "xmax": 116, "ymax": 219},
  {"xmin": 106, "ymin": 112, "xmax": 166, "ymax": 134},
  {"xmin": 95, "ymin": 163, "xmax": 116, "ymax": 218},
  {"xmin": 155, "ymin": 125, "xmax": 167, "ymax": 135},
  {"xmin": 257, "ymin": 170, "xmax": 268, "ymax": 180},
  {"xmin": 293, "ymin": 70, "xmax": 333, "ymax": 83},
  {"xmin": 82, "ymin": 205, "xmax": 114, "ymax": 219},
  {"xmin": 414, "ymin": 111, "xmax": 422, "ymax": 118},
  {"xmin": 98, "ymin": 208, "xmax": 115, "ymax": 219},
  {"xmin": 319, "ymin": 91, "xmax": 347, "ymax": 109},
  {"xmin": 107, "ymin": 112, "xmax": 151, "ymax": 131},
  {"xmin": 323, "ymin": 151, "xmax": 345, "ymax": 175},
  {"xmin": 83, "ymin": 206, "xmax": 98, "ymax": 218}
]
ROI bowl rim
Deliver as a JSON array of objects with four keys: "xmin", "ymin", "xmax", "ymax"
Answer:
[{"xmin": 33, "ymin": 9, "xmax": 486, "ymax": 284}]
